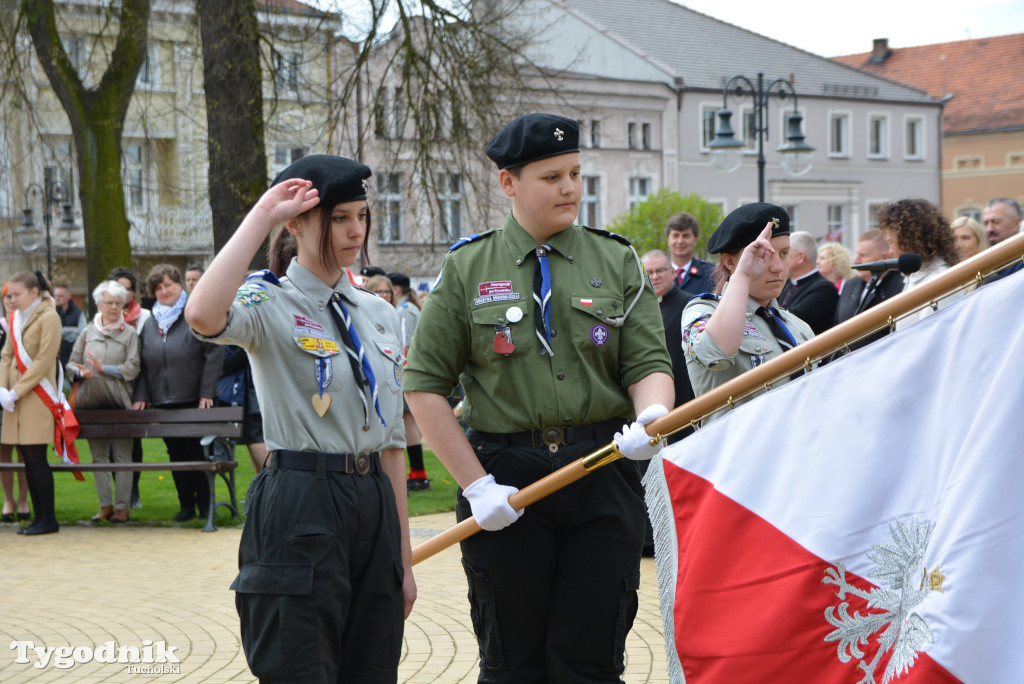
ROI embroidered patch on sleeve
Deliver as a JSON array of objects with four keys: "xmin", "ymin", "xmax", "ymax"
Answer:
[{"xmin": 236, "ymin": 282, "xmax": 269, "ymax": 307}]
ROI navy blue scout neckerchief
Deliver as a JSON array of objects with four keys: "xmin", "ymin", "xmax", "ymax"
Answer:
[
  {"xmin": 755, "ymin": 305, "xmax": 798, "ymax": 350},
  {"xmin": 329, "ymin": 293, "xmax": 386, "ymax": 428},
  {"xmin": 533, "ymin": 244, "xmax": 554, "ymax": 356}
]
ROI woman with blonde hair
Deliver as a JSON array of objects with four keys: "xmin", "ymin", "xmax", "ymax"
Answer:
[
  {"xmin": 0, "ymin": 271, "xmax": 63, "ymax": 535},
  {"xmin": 951, "ymin": 216, "xmax": 989, "ymax": 262},
  {"xmin": 0, "ymin": 283, "xmax": 29, "ymax": 523},
  {"xmin": 815, "ymin": 241, "xmax": 854, "ymax": 291}
]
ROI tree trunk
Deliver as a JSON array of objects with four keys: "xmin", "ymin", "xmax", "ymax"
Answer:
[
  {"xmin": 23, "ymin": 0, "xmax": 149, "ymax": 296},
  {"xmin": 196, "ymin": 0, "xmax": 268, "ymax": 269}
]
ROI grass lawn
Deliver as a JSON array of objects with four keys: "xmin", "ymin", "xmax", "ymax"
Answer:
[{"xmin": 8, "ymin": 441, "xmax": 457, "ymax": 529}]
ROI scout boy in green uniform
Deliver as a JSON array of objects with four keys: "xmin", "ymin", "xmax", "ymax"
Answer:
[{"xmin": 405, "ymin": 113, "xmax": 674, "ymax": 683}]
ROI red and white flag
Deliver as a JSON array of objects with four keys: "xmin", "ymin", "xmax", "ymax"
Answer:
[{"xmin": 645, "ymin": 272, "xmax": 1024, "ymax": 683}]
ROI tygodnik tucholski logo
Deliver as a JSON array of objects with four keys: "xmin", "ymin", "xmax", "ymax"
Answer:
[{"xmin": 10, "ymin": 639, "xmax": 181, "ymax": 673}]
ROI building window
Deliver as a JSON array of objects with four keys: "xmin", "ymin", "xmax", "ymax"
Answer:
[
  {"xmin": 0, "ymin": 128, "xmax": 10, "ymax": 217},
  {"xmin": 270, "ymin": 145, "xmax": 305, "ymax": 180},
  {"xmin": 868, "ymin": 114, "xmax": 888, "ymax": 158},
  {"xmin": 701, "ymin": 107, "xmax": 717, "ymax": 150},
  {"xmin": 374, "ymin": 86, "xmax": 403, "ymax": 140},
  {"xmin": 958, "ymin": 207, "xmax": 982, "ymax": 221},
  {"xmin": 827, "ymin": 204, "xmax": 846, "ymax": 242},
  {"xmin": 124, "ymin": 144, "xmax": 146, "ymax": 210},
  {"xmin": 905, "ymin": 116, "xmax": 924, "ymax": 159},
  {"xmin": 628, "ymin": 177, "xmax": 650, "ymax": 210},
  {"xmin": 627, "ymin": 122, "xmax": 637, "ymax": 150},
  {"xmin": 742, "ymin": 109, "xmax": 757, "ymax": 152},
  {"xmin": 829, "ymin": 112, "xmax": 850, "ymax": 157},
  {"xmin": 781, "ymin": 205, "xmax": 798, "ymax": 232},
  {"xmin": 580, "ymin": 176, "xmax": 600, "ymax": 228},
  {"xmin": 274, "ymin": 50, "xmax": 301, "ymax": 92},
  {"xmin": 1008, "ymin": 152, "xmax": 1024, "ymax": 167},
  {"xmin": 954, "ymin": 156, "xmax": 982, "ymax": 170},
  {"xmin": 590, "ymin": 120, "xmax": 601, "ymax": 149},
  {"xmin": 377, "ymin": 173, "xmax": 403, "ymax": 243},
  {"xmin": 437, "ymin": 172, "xmax": 462, "ymax": 242},
  {"xmin": 867, "ymin": 202, "xmax": 886, "ymax": 231},
  {"xmin": 137, "ymin": 44, "xmax": 159, "ymax": 88},
  {"xmin": 642, "ymin": 123, "xmax": 652, "ymax": 150}
]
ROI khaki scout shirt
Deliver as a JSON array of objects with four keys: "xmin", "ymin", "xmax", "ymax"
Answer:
[
  {"xmin": 682, "ymin": 288, "xmax": 813, "ymax": 424},
  {"xmin": 404, "ymin": 214, "xmax": 672, "ymax": 433},
  {"xmin": 194, "ymin": 260, "xmax": 406, "ymax": 454}
]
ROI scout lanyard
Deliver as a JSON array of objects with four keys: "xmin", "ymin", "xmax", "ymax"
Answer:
[{"xmin": 10, "ymin": 312, "xmax": 84, "ymax": 480}]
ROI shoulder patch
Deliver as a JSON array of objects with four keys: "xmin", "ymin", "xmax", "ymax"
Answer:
[
  {"xmin": 694, "ymin": 293, "xmax": 720, "ymax": 303},
  {"xmin": 448, "ymin": 232, "xmax": 493, "ymax": 252},
  {"xmin": 245, "ymin": 269, "xmax": 281, "ymax": 287},
  {"xmin": 582, "ymin": 225, "xmax": 631, "ymax": 246}
]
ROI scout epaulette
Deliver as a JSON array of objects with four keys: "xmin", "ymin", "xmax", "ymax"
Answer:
[
  {"xmin": 449, "ymin": 232, "xmax": 491, "ymax": 252},
  {"xmin": 692, "ymin": 292, "xmax": 721, "ymax": 303},
  {"xmin": 582, "ymin": 225, "xmax": 631, "ymax": 246},
  {"xmin": 235, "ymin": 269, "xmax": 281, "ymax": 307}
]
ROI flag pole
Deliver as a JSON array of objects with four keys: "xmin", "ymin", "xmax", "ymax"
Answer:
[{"xmin": 412, "ymin": 233, "xmax": 1024, "ymax": 566}]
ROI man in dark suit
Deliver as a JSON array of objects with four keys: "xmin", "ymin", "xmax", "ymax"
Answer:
[
  {"xmin": 778, "ymin": 232, "xmax": 838, "ymax": 335},
  {"xmin": 640, "ymin": 249, "xmax": 695, "ymax": 556},
  {"xmin": 666, "ymin": 211, "xmax": 716, "ymax": 295},
  {"xmin": 834, "ymin": 229, "xmax": 904, "ymax": 350}
]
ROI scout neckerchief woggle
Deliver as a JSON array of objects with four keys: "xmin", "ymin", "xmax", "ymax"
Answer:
[
  {"xmin": 533, "ymin": 244, "xmax": 555, "ymax": 356},
  {"xmin": 329, "ymin": 292, "xmax": 386, "ymax": 428}
]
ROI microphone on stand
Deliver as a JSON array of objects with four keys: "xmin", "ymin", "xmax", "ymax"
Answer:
[{"xmin": 853, "ymin": 253, "xmax": 922, "ymax": 275}]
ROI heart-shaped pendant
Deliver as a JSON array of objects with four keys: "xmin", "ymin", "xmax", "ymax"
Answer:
[{"xmin": 312, "ymin": 393, "xmax": 332, "ymax": 417}]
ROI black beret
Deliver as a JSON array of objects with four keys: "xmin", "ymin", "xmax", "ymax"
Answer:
[
  {"xmin": 486, "ymin": 113, "xmax": 579, "ymax": 170},
  {"xmin": 387, "ymin": 272, "xmax": 411, "ymax": 289},
  {"xmin": 271, "ymin": 154, "xmax": 371, "ymax": 208},
  {"xmin": 360, "ymin": 266, "xmax": 386, "ymax": 278},
  {"xmin": 707, "ymin": 203, "xmax": 791, "ymax": 254}
]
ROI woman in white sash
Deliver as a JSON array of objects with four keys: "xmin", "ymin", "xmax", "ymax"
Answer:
[{"xmin": 0, "ymin": 271, "xmax": 62, "ymax": 535}]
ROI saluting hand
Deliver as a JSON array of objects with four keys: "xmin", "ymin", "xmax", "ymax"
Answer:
[
  {"xmin": 734, "ymin": 222, "xmax": 777, "ymax": 283},
  {"xmin": 253, "ymin": 178, "xmax": 321, "ymax": 226}
]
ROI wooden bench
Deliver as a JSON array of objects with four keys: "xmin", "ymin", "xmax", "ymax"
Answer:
[{"xmin": 0, "ymin": 407, "xmax": 244, "ymax": 532}]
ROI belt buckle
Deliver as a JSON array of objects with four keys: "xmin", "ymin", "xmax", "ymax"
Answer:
[
  {"xmin": 538, "ymin": 427, "xmax": 564, "ymax": 454},
  {"xmin": 354, "ymin": 453, "xmax": 371, "ymax": 475}
]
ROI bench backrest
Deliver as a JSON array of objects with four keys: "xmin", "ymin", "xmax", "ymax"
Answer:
[{"xmin": 75, "ymin": 407, "xmax": 244, "ymax": 439}]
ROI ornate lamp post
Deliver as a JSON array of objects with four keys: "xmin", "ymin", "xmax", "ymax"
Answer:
[
  {"xmin": 18, "ymin": 167, "xmax": 77, "ymax": 283},
  {"xmin": 708, "ymin": 72, "xmax": 815, "ymax": 202}
]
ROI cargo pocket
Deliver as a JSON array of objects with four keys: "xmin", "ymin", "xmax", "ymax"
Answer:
[
  {"xmin": 462, "ymin": 559, "xmax": 503, "ymax": 670},
  {"xmin": 231, "ymin": 561, "xmax": 315, "ymax": 679},
  {"xmin": 612, "ymin": 570, "xmax": 641, "ymax": 672}
]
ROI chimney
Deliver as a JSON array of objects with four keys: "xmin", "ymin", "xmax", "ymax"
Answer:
[{"xmin": 869, "ymin": 38, "xmax": 891, "ymax": 64}]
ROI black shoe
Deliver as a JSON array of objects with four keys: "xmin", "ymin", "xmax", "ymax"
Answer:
[
  {"xmin": 131, "ymin": 492, "xmax": 143, "ymax": 509},
  {"xmin": 172, "ymin": 509, "xmax": 195, "ymax": 522},
  {"xmin": 17, "ymin": 512, "xmax": 30, "ymax": 521},
  {"xmin": 19, "ymin": 522, "xmax": 59, "ymax": 536},
  {"xmin": 1, "ymin": 513, "xmax": 13, "ymax": 524},
  {"xmin": 407, "ymin": 477, "xmax": 432, "ymax": 492}
]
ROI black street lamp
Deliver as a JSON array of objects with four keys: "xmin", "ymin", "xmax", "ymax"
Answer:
[
  {"xmin": 708, "ymin": 72, "xmax": 815, "ymax": 202},
  {"xmin": 18, "ymin": 167, "xmax": 77, "ymax": 283}
]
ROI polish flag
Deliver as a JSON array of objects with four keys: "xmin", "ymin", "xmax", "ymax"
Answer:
[{"xmin": 645, "ymin": 271, "xmax": 1024, "ymax": 683}]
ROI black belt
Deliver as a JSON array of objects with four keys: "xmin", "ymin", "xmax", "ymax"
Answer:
[
  {"xmin": 272, "ymin": 449, "xmax": 381, "ymax": 476},
  {"xmin": 470, "ymin": 418, "xmax": 623, "ymax": 453}
]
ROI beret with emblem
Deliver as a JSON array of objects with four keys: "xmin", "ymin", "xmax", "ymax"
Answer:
[
  {"xmin": 707, "ymin": 202, "xmax": 791, "ymax": 254},
  {"xmin": 486, "ymin": 113, "xmax": 580, "ymax": 170},
  {"xmin": 271, "ymin": 154, "xmax": 371, "ymax": 208}
]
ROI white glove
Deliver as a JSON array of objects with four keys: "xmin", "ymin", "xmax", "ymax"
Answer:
[
  {"xmin": 614, "ymin": 403, "xmax": 669, "ymax": 461},
  {"xmin": 462, "ymin": 474, "xmax": 523, "ymax": 532},
  {"xmin": 0, "ymin": 388, "xmax": 13, "ymax": 413}
]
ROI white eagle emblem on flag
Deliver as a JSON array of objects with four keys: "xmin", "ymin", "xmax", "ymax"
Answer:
[{"xmin": 822, "ymin": 518, "xmax": 943, "ymax": 684}]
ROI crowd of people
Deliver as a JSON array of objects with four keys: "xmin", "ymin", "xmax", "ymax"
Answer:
[{"xmin": 1, "ymin": 109, "xmax": 1019, "ymax": 681}]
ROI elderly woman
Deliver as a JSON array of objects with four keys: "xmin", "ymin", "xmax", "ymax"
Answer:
[
  {"xmin": 68, "ymin": 281, "xmax": 141, "ymax": 523},
  {"xmin": 877, "ymin": 199, "xmax": 962, "ymax": 330},
  {"xmin": 815, "ymin": 241, "xmax": 854, "ymax": 292},
  {"xmin": 133, "ymin": 264, "xmax": 223, "ymax": 522}
]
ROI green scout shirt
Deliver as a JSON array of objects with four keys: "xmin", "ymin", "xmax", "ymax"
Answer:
[
  {"xmin": 404, "ymin": 213, "xmax": 672, "ymax": 433},
  {"xmin": 194, "ymin": 260, "xmax": 406, "ymax": 454},
  {"xmin": 682, "ymin": 288, "xmax": 813, "ymax": 424}
]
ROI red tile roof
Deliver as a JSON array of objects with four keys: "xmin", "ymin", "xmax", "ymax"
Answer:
[{"xmin": 834, "ymin": 34, "xmax": 1024, "ymax": 134}]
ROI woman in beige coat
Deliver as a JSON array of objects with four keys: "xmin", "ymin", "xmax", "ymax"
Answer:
[
  {"xmin": 68, "ymin": 280, "xmax": 140, "ymax": 523},
  {"xmin": 0, "ymin": 272, "xmax": 62, "ymax": 535}
]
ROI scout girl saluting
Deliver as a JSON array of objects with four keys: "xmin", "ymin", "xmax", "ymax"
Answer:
[
  {"xmin": 404, "ymin": 113, "xmax": 674, "ymax": 682},
  {"xmin": 186, "ymin": 155, "xmax": 415, "ymax": 682},
  {"xmin": 682, "ymin": 203, "xmax": 814, "ymax": 425}
]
